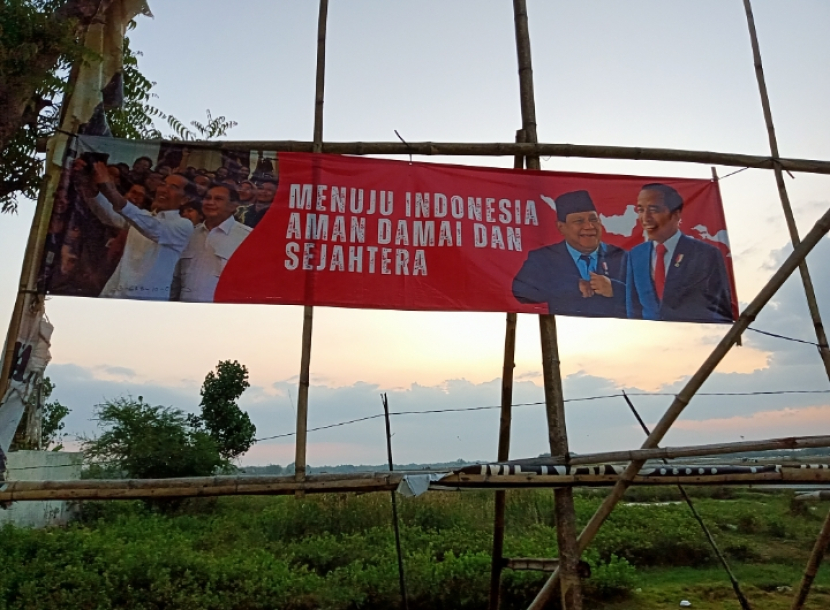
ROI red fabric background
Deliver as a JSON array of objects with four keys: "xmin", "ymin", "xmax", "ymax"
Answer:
[{"xmin": 216, "ymin": 153, "xmax": 737, "ymax": 318}]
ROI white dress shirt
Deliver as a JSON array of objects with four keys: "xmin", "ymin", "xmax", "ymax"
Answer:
[
  {"xmin": 650, "ymin": 229, "xmax": 682, "ymax": 279},
  {"xmin": 88, "ymin": 193, "xmax": 194, "ymax": 300},
  {"xmin": 171, "ymin": 215, "xmax": 252, "ymax": 302}
]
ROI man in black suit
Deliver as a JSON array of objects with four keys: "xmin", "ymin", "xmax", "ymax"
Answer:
[
  {"xmin": 512, "ymin": 190, "xmax": 628, "ymax": 318},
  {"xmin": 626, "ymin": 183, "xmax": 734, "ymax": 323}
]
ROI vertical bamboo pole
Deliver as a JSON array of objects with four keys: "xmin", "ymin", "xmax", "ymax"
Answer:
[
  {"xmin": 295, "ymin": 0, "xmax": 329, "ymax": 483},
  {"xmin": 527, "ymin": 203, "xmax": 830, "ymax": 610},
  {"xmin": 742, "ymin": 0, "xmax": 830, "ymax": 376},
  {"xmin": 382, "ymin": 394, "xmax": 409, "ymax": 610},
  {"xmin": 790, "ymin": 520, "xmax": 830, "ymax": 610},
  {"xmin": 511, "ymin": 2, "xmax": 582, "ymax": 608},
  {"xmin": 741, "ymin": 5, "xmax": 830, "ymax": 605},
  {"xmin": 487, "ymin": 129, "xmax": 526, "ymax": 610},
  {"xmin": 0, "ymin": 174, "xmax": 53, "ymax": 402}
]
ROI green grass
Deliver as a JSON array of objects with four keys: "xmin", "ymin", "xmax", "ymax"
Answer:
[{"xmin": 0, "ymin": 488, "xmax": 828, "ymax": 609}]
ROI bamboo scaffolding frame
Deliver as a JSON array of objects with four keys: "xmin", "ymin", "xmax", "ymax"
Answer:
[
  {"xmin": 527, "ymin": 203, "xmax": 830, "ymax": 610},
  {"xmin": 4, "ymin": 6, "xmax": 830, "ymax": 608},
  {"xmin": 512, "ymin": 2, "xmax": 581, "ymax": 607},
  {"xmin": 294, "ymin": 0, "xmax": 328, "ymax": 485}
]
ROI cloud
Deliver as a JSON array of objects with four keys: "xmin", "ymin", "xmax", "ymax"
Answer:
[{"xmin": 736, "ymin": 235, "xmax": 830, "ymax": 368}]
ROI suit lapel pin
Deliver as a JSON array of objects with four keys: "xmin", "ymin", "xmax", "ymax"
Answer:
[
  {"xmin": 601, "ymin": 260, "xmax": 608, "ymax": 275},
  {"xmin": 674, "ymin": 254, "xmax": 684, "ymax": 268}
]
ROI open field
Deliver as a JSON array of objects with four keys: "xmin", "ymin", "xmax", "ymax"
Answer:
[{"xmin": 1, "ymin": 487, "xmax": 829, "ymax": 609}]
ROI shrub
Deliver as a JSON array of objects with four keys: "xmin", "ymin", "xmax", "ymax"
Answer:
[
  {"xmin": 82, "ymin": 397, "xmax": 225, "ymax": 479},
  {"xmin": 583, "ymin": 551, "xmax": 638, "ymax": 599}
]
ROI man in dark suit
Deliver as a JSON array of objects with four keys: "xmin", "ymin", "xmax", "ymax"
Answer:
[
  {"xmin": 626, "ymin": 183, "xmax": 733, "ymax": 323},
  {"xmin": 512, "ymin": 190, "xmax": 628, "ymax": 318}
]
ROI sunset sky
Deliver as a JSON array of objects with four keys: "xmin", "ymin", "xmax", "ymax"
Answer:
[{"xmin": 2, "ymin": 1, "xmax": 830, "ymax": 467}]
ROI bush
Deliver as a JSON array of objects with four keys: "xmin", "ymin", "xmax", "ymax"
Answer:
[
  {"xmin": 82, "ymin": 397, "xmax": 225, "ymax": 479},
  {"xmin": 583, "ymin": 551, "xmax": 638, "ymax": 599}
]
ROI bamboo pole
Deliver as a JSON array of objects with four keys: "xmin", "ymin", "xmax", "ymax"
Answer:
[
  {"xmin": 742, "ymin": 0, "xmax": 830, "ymax": 389},
  {"xmin": 382, "ymin": 394, "xmax": 409, "ymax": 610},
  {"xmin": 488, "ymin": 129, "xmax": 526, "ymax": 610},
  {"xmin": 521, "ymin": 434, "xmax": 830, "ymax": 467},
  {"xmin": 527, "ymin": 202, "xmax": 830, "ymax": 610},
  {"xmin": 438, "ymin": 467, "xmax": 830, "ymax": 489},
  {"xmin": 5, "ymin": 465, "xmax": 830, "ymax": 503},
  {"xmin": 791, "ymin": 517, "xmax": 830, "ymax": 610},
  {"xmin": 741, "ymin": 6, "xmax": 830, "ymax": 606},
  {"xmin": 124, "ymin": 138, "xmax": 830, "ymax": 176},
  {"xmin": 0, "ymin": 175, "xmax": 50, "ymax": 400},
  {"xmin": 512, "ymin": 2, "xmax": 581, "ymax": 608},
  {"xmin": 294, "ymin": 0, "xmax": 329, "ymax": 485},
  {"xmin": 0, "ymin": 131, "xmax": 83, "ymax": 403}
]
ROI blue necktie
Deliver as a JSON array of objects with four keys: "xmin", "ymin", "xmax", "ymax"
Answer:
[{"xmin": 578, "ymin": 254, "xmax": 592, "ymax": 280}]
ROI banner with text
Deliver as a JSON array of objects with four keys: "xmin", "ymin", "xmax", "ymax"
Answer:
[{"xmin": 39, "ymin": 136, "xmax": 738, "ymax": 323}]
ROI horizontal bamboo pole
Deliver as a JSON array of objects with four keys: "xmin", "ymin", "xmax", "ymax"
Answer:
[
  {"xmin": 67, "ymin": 138, "xmax": 830, "ymax": 176},
  {"xmin": 2, "ymin": 466, "xmax": 829, "ymax": 502},
  {"xmin": 438, "ymin": 467, "xmax": 830, "ymax": 488},
  {"xmin": 0, "ymin": 472, "xmax": 402, "ymax": 502},
  {"xmin": 515, "ymin": 435, "xmax": 830, "ymax": 467},
  {"xmin": 506, "ymin": 558, "xmax": 560, "ymax": 572}
]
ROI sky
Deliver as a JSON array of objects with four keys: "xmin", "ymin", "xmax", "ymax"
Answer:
[{"xmin": 3, "ymin": 0, "xmax": 830, "ymax": 467}]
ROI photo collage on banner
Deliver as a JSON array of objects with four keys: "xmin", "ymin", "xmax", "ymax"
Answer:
[{"xmin": 39, "ymin": 136, "xmax": 738, "ymax": 324}]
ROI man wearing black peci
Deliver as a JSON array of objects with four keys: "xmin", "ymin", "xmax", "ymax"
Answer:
[{"xmin": 512, "ymin": 190, "xmax": 628, "ymax": 318}]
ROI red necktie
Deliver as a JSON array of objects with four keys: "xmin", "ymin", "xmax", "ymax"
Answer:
[{"xmin": 654, "ymin": 243, "xmax": 667, "ymax": 300}]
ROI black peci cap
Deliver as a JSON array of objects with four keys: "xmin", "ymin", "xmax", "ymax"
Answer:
[{"xmin": 556, "ymin": 190, "xmax": 596, "ymax": 222}]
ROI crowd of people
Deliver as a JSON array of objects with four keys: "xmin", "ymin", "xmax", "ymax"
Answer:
[{"xmin": 41, "ymin": 148, "xmax": 279, "ymax": 301}]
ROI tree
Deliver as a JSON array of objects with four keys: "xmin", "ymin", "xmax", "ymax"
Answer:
[
  {"xmin": 11, "ymin": 375, "xmax": 70, "ymax": 451},
  {"xmin": 39, "ymin": 377, "xmax": 70, "ymax": 450},
  {"xmin": 195, "ymin": 360, "xmax": 257, "ymax": 461},
  {"xmin": 82, "ymin": 361, "xmax": 256, "ymax": 479},
  {"xmin": 83, "ymin": 397, "xmax": 224, "ymax": 479},
  {"xmin": 0, "ymin": 0, "xmax": 102, "ymax": 212},
  {"xmin": 1, "ymin": 1, "xmax": 236, "ymax": 213}
]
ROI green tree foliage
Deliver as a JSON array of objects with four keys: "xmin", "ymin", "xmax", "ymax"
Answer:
[
  {"xmin": 82, "ymin": 361, "xmax": 255, "ymax": 479},
  {"xmin": 0, "ymin": 2, "xmax": 236, "ymax": 213},
  {"xmin": 195, "ymin": 360, "xmax": 256, "ymax": 461},
  {"xmin": 11, "ymin": 376, "xmax": 70, "ymax": 451},
  {"xmin": 83, "ymin": 397, "xmax": 224, "ymax": 479},
  {"xmin": 0, "ymin": 0, "xmax": 93, "ymax": 212},
  {"xmin": 37, "ymin": 376, "xmax": 70, "ymax": 450}
]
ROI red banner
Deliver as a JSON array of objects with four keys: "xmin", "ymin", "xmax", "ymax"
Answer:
[
  {"xmin": 217, "ymin": 153, "xmax": 737, "ymax": 322},
  {"xmin": 40, "ymin": 138, "xmax": 737, "ymax": 323}
]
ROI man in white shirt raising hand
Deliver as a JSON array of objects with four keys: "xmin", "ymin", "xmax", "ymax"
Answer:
[
  {"xmin": 171, "ymin": 183, "xmax": 252, "ymax": 302},
  {"xmin": 75, "ymin": 160, "xmax": 195, "ymax": 300}
]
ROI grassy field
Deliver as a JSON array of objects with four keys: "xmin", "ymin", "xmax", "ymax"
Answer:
[{"xmin": 1, "ymin": 486, "xmax": 829, "ymax": 609}]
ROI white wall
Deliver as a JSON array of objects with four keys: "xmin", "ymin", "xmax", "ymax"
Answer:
[{"xmin": 0, "ymin": 450, "xmax": 83, "ymax": 528}]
